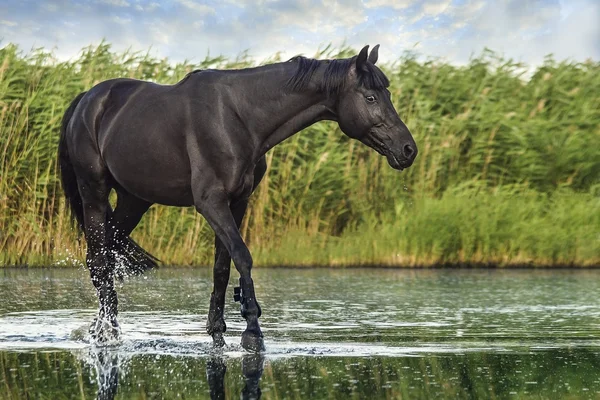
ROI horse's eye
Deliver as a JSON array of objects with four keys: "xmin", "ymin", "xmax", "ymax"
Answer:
[{"xmin": 366, "ymin": 95, "xmax": 376, "ymax": 103}]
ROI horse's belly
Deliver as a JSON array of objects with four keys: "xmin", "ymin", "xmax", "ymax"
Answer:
[
  {"xmin": 112, "ymin": 160, "xmax": 194, "ymax": 206},
  {"xmin": 116, "ymin": 170, "xmax": 194, "ymax": 207},
  {"xmin": 102, "ymin": 136, "xmax": 194, "ymax": 207}
]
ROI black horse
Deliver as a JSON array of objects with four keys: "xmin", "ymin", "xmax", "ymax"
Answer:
[{"xmin": 58, "ymin": 45, "xmax": 417, "ymax": 352}]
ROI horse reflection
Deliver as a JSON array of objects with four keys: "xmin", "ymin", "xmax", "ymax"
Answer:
[
  {"xmin": 88, "ymin": 349, "xmax": 264, "ymax": 400},
  {"xmin": 241, "ymin": 354, "xmax": 264, "ymax": 399},
  {"xmin": 87, "ymin": 348, "xmax": 120, "ymax": 400},
  {"xmin": 207, "ymin": 354, "xmax": 265, "ymax": 400}
]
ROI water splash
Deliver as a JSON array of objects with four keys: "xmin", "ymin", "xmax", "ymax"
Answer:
[{"xmin": 54, "ymin": 248, "xmax": 85, "ymax": 268}]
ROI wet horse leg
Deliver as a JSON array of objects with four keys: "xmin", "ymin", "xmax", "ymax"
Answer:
[
  {"xmin": 78, "ymin": 176, "xmax": 119, "ymax": 342},
  {"xmin": 207, "ymin": 200, "xmax": 248, "ymax": 347},
  {"xmin": 207, "ymin": 237, "xmax": 230, "ymax": 347},
  {"xmin": 195, "ymin": 190, "xmax": 264, "ymax": 352},
  {"xmin": 206, "ymin": 158, "xmax": 267, "ymax": 349},
  {"xmin": 107, "ymin": 190, "xmax": 152, "ymax": 250}
]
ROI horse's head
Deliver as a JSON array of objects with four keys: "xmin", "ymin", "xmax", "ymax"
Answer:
[{"xmin": 336, "ymin": 45, "xmax": 417, "ymax": 170}]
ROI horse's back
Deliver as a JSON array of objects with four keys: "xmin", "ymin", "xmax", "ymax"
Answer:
[{"xmin": 69, "ymin": 78, "xmax": 197, "ymax": 206}]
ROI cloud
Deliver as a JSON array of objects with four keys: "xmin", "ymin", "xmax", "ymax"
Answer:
[
  {"xmin": 0, "ymin": 20, "xmax": 18, "ymax": 27},
  {"xmin": 0, "ymin": 0, "xmax": 597, "ymax": 68},
  {"xmin": 447, "ymin": 0, "xmax": 485, "ymax": 23},
  {"xmin": 439, "ymin": 0, "xmax": 600, "ymax": 65},
  {"xmin": 175, "ymin": 0, "xmax": 215, "ymax": 15},
  {"xmin": 99, "ymin": 0, "xmax": 130, "ymax": 7},
  {"xmin": 422, "ymin": 0, "xmax": 452, "ymax": 16},
  {"xmin": 364, "ymin": 0, "xmax": 414, "ymax": 10},
  {"xmin": 40, "ymin": 2, "xmax": 60, "ymax": 12},
  {"xmin": 110, "ymin": 15, "xmax": 131, "ymax": 24},
  {"xmin": 137, "ymin": 2, "xmax": 160, "ymax": 12}
]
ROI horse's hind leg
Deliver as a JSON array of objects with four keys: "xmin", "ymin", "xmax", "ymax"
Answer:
[
  {"xmin": 78, "ymin": 172, "xmax": 119, "ymax": 342},
  {"xmin": 109, "ymin": 189, "xmax": 151, "ymax": 240},
  {"xmin": 107, "ymin": 189, "xmax": 154, "ymax": 276}
]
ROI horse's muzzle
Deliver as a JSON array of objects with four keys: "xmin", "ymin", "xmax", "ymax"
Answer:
[{"xmin": 387, "ymin": 141, "xmax": 417, "ymax": 171}]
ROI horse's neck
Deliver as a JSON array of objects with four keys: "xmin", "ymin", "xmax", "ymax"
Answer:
[
  {"xmin": 256, "ymin": 94, "xmax": 334, "ymax": 157},
  {"xmin": 245, "ymin": 63, "xmax": 335, "ymax": 159}
]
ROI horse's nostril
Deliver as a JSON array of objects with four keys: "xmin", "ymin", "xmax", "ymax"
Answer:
[{"xmin": 403, "ymin": 144, "xmax": 415, "ymax": 159}]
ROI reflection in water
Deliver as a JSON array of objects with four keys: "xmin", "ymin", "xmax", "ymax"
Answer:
[
  {"xmin": 1, "ymin": 268, "xmax": 600, "ymax": 398},
  {"xmin": 206, "ymin": 356, "xmax": 227, "ymax": 400},
  {"xmin": 3, "ymin": 347, "xmax": 600, "ymax": 398},
  {"xmin": 241, "ymin": 354, "xmax": 264, "ymax": 400},
  {"xmin": 206, "ymin": 354, "xmax": 264, "ymax": 400},
  {"xmin": 87, "ymin": 347, "xmax": 265, "ymax": 400},
  {"xmin": 89, "ymin": 348, "xmax": 120, "ymax": 400}
]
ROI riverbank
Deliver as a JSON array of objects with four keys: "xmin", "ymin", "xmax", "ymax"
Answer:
[
  {"xmin": 2, "ymin": 188, "xmax": 597, "ymax": 268},
  {"xmin": 253, "ymin": 188, "xmax": 599, "ymax": 268}
]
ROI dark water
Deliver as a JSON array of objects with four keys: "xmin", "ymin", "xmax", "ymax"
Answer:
[{"xmin": 1, "ymin": 268, "xmax": 599, "ymax": 399}]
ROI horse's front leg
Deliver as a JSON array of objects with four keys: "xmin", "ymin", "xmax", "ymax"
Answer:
[
  {"xmin": 207, "ymin": 200, "xmax": 248, "ymax": 347},
  {"xmin": 196, "ymin": 190, "xmax": 264, "ymax": 352}
]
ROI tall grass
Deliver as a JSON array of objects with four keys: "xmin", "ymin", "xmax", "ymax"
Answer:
[
  {"xmin": 254, "ymin": 187, "xmax": 599, "ymax": 267},
  {"xmin": 0, "ymin": 42, "xmax": 598, "ymax": 267}
]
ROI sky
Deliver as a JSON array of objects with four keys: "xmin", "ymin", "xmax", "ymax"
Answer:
[{"xmin": 1, "ymin": 0, "xmax": 599, "ymax": 66}]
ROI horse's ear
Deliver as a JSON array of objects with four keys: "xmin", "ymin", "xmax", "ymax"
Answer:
[
  {"xmin": 356, "ymin": 45, "xmax": 369, "ymax": 72},
  {"xmin": 368, "ymin": 44, "xmax": 380, "ymax": 65}
]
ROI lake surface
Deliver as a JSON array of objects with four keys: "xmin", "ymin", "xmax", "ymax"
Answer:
[{"xmin": 0, "ymin": 267, "xmax": 599, "ymax": 399}]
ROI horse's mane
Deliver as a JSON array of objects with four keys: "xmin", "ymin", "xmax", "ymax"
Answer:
[{"xmin": 286, "ymin": 55, "xmax": 389, "ymax": 94}]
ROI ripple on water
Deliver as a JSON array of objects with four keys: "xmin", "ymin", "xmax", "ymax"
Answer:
[{"xmin": 1, "ymin": 308, "xmax": 599, "ymax": 358}]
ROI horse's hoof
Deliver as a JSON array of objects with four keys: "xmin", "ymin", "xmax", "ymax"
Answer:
[
  {"xmin": 241, "ymin": 331, "xmax": 265, "ymax": 353},
  {"xmin": 212, "ymin": 332, "xmax": 226, "ymax": 348},
  {"xmin": 90, "ymin": 318, "xmax": 121, "ymax": 345}
]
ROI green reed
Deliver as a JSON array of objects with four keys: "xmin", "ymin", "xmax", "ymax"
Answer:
[{"xmin": 0, "ymin": 42, "xmax": 598, "ymax": 267}]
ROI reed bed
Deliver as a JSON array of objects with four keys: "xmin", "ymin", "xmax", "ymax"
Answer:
[{"xmin": 0, "ymin": 43, "xmax": 598, "ymax": 267}]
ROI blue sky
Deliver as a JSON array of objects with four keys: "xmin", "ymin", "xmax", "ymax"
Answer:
[{"xmin": 1, "ymin": 0, "xmax": 598, "ymax": 65}]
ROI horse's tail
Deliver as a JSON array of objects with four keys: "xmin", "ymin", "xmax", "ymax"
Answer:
[
  {"xmin": 108, "ymin": 229, "xmax": 160, "ymax": 279},
  {"xmin": 59, "ymin": 92, "xmax": 159, "ymax": 278},
  {"xmin": 59, "ymin": 91, "xmax": 87, "ymax": 232}
]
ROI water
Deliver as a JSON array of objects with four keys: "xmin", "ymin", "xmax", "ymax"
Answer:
[{"xmin": 1, "ymin": 268, "xmax": 599, "ymax": 399}]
